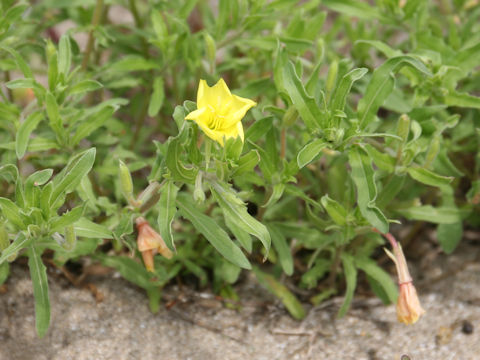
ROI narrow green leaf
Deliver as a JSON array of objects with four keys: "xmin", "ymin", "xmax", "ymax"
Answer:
[
  {"xmin": 45, "ymin": 92, "xmax": 62, "ymax": 135},
  {"xmin": 58, "ymin": 34, "xmax": 72, "ymax": 76},
  {"xmin": 210, "ymin": 181, "xmax": 271, "ymax": 254},
  {"xmin": 355, "ymin": 257, "xmax": 397, "ymax": 304},
  {"xmin": 16, "ymin": 111, "xmax": 43, "ymax": 159},
  {"xmin": 0, "ymin": 45, "xmax": 33, "ymax": 78},
  {"xmin": 148, "ymin": 77, "xmax": 165, "ymax": 117},
  {"xmin": 0, "ymin": 262, "xmax": 9, "ymax": 285},
  {"xmin": 71, "ymin": 107, "xmax": 113, "ymax": 146},
  {"xmin": 330, "ymin": 68, "xmax": 368, "ymax": 112},
  {"xmin": 231, "ymin": 150, "xmax": 260, "ymax": 176},
  {"xmin": 74, "ymin": 217, "xmax": 113, "ymax": 239},
  {"xmin": 165, "ymin": 138, "xmax": 197, "ymax": 183},
  {"xmin": 177, "ymin": 194, "xmax": 251, "ymax": 269},
  {"xmin": 348, "ymin": 147, "xmax": 389, "ymax": 233},
  {"xmin": 357, "ymin": 56, "xmax": 431, "ymax": 128},
  {"xmin": 396, "ymin": 205, "xmax": 463, "ymax": 224},
  {"xmin": 0, "ymin": 197, "xmax": 25, "ymax": 229},
  {"xmin": 69, "ymin": 80, "xmax": 103, "ymax": 95},
  {"xmin": 253, "ymin": 266, "xmax": 305, "ymax": 320},
  {"xmin": 338, "ymin": 253, "xmax": 357, "ymax": 318},
  {"xmin": 27, "ymin": 247, "xmax": 50, "ymax": 338},
  {"xmin": 323, "ymin": 0, "xmax": 387, "ymax": 21},
  {"xmin": 50, "ymin": 148, "xmax": 96, "ymax": 208},
  {"xmin": 297, "ymin": 139, "xmax": 327, "ymax": 169},
  {"xmin": 268, "ymin": 224, "xmax": 293, "ymax": 276},
  {"xmin": 437, "ymin": 222, "xmax": 463, "ymax": 254},
  {"xmin": 444, "ymin": 91, "xmax": 480, "ymax": 109},
  {"xmin": 0, "ymin": 233, "xmax": 30, "ymax": 265},
  {"xmin": 224, "ymin": 215, "xmax": 252, "ymax": 253},
  {"xmin": 407, "ymin": 167, "xmax": 453, "ymax": 188},
  {"xmin": 245, "ymin": 116, "xmax": 274, "ymax": 142},
  {"xmin": 157, "ymin": 181, "xmax": 178, "ymax": 252},
  {"xmin": 108, "ymin": 55, "xmax": 159, "ymax": 73},
  {"xmin": 49, "ymin": 206, "xmax": 84, "ymax": 232},
  {"xmin": 282, "ymin": 60, "xmax": 323, "ymax": 129},
  {"xmin": 320, "ymin": 195, "xmax": 348, "ymax": 226},
  {"xmin": 97, "ymin": 255, "xmax": 160, "ymax": 289}
]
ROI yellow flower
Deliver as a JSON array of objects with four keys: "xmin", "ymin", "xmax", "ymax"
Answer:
[
  {"xmin": 385, "ymin": 243, "xmax": 425, "ymax": 325},
  {"xmin": 185, "ymin": 78, "xmax": 256, "ymax": 146}
]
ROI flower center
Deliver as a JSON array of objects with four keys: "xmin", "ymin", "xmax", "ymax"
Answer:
[{"xmin": 205, "ymin": 104, "xmax": 229, "ymax": 131}]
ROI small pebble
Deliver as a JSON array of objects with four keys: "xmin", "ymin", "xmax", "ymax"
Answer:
[{"xmin": 462, "ymin": 320, "xmax": 474, "ymax": 335}]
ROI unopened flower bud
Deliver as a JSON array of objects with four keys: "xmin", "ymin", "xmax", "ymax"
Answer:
[
  {"xmin": 397, "ymin": 114, "xmax": 410, "ymax": 143},
  {"xmin": 136, "ymin": 217, "xmax": 173, "ymax": 272},
  {"xmin": 63, "ymin": 225, "xmax": 76, "ymax": 252},
  {"xmin": 282, "ymin": 107, "xmax": 298, "ymax": 127},
  {"xmin": 425, "ymin": 135, "xmax": 440, "ymax": 167},
  {"xmin": 326, "ymin": 60, "xmax": 338, "ymax": 95},
  {"xmin": 118, "ymin": 160, "xmax": 134, "ymax": 204},
  {"xmin": 204, "ymin": 32, "xmax": 216, "ymax": 68},
  {"xmin": 137, "ymin": 182, "xmax": 162, "ymax": 213},
  {"xmin": 385, "ymin": 243, "xmax": 425, "ymax": 324}
]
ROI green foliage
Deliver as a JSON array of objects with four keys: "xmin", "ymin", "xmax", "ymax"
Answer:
[{"xmin": 1, "ymin": 0, "xmax": 479, "ymax": 336}]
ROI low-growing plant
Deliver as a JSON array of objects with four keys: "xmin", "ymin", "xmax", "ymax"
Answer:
[{"xmin": 1, "ymin": 0, "xmax": 479, "ymax": 337}]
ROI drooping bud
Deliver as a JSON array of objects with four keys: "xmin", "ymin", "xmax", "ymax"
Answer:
[
  {"xmin": 385, "ymin": 242, "xmax": 425, "ymax": 324},
  {"xmin": 135, "ymin": 217, "xmax": 173, "ymax": 272}
]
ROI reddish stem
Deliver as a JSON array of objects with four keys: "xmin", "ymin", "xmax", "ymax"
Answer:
[{"xmin": 372, "ymin": 228, "xmax": 398, "ymax": 248}]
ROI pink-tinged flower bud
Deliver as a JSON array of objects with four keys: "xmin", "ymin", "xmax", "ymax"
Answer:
[
  {"xmin": 135, "ymin": 217, "xmax": 173, "ymax": 271},
  {"xmin": 397, "ymin": 280, "xmax": 425, "ymax": 324},
  {"xmin": 385, "ymin": 242, "xmax": 425, "ymax": 325}
]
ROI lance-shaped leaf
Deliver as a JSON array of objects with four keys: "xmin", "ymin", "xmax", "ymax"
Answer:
[
  {"xmin": 16, "ymin": 111, "xmax": 43, "ymax": 159},
  {"xmin": 282, "ymin": 60, "xmax": 324, "ymax": 129},
  {"xmin": 330, "ymin": 67, "xmax": 368, "ymax": 112},
  {"xmin": 338, "ymin": 253, "xmax": 357, "ymax": 318},
  {"xmin": 27, "ymin": 246, "xmax": 50, "ymax": 338},
  {"xmin": 0, "ymin": 232, "xmax": 31, "ymax": 265},
  {"xmin": 165, "ymin": 138, "xmax": 197, "ymax": 183},
  {"xmin": 0, "ymin": 197, "xmax": 25, "ymax": 229},
  {"xmin": 321, "ymin": 194, "xmax": 348, "ymax": 226},
  {"xmin": 157, "ymin": 180, "xmax": 178, "ymax": 251},
  {"xmin": 348, "ymin": 147, "xmax": 389, "ymax": 233},
  {"xmin": 268, "ymin": 224, "xmax": 293, "ymax": 276},
  {"xmin": 74, "ymin": 217, "xmax": 113, "ymax": 239},
  {"xmin": 177, "ymin": 194, "xmax": 250, "ymax": 269},
  {"xmin": 355, "ymin": 257, "xmax": 397, "ymax": 304},
  {"xmin": 210, "ymin": 181, "xmax": 271, "ymax": 254},
  {"xmin": 49, "ymin": 148, "xmax": 96, "ymax": 209},
  {"xmin": 357, "ymin": 56, "xmax": 431, "ymax": 128},
  {"xmin": 297, "ymin": 139, "xmax": 327, "ymax": 169},
  {"xmin": 253, "ymin": 266, "xmax": 305, "ymax": 320},
  {"xmin": 407, "ymin": 167, "xmax": 453, "ymax": 188},
  {"xmin": 396, "ymin": 205, "xmax": 464, "ymax": 224}
]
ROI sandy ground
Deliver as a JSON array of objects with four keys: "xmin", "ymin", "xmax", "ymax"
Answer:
[{"xmin": 1, "ymin": 241, "xmax": 479, "ymax": 360}]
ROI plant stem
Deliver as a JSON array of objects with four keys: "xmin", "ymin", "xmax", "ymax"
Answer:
[
  {"xmin": 81, "ymin": 0, "xmax": 104, "ymax": 71},
  {"xmin": 280, "ymin": 128, "xmax": 286, "ymax": 159},
  {"xmin": 128, "ymin": 0, "xmax": 155, "ymax": 150}
]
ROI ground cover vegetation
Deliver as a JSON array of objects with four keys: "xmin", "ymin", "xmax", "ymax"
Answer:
[{"xmin": 0, "ymin": 0, "xmax": 479, "ymax": 337}]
